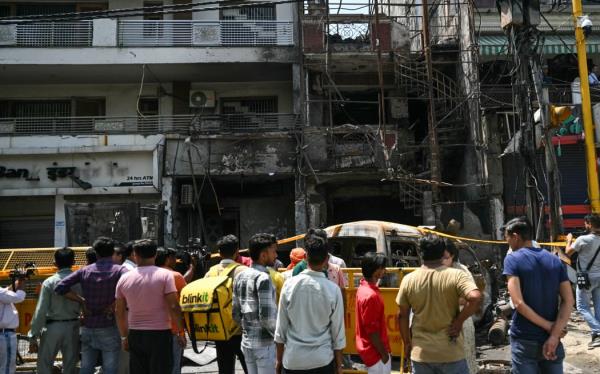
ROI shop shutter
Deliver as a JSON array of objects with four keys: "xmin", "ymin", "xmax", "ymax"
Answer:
[
  {"xmin": 0, "ymin": 217, "xmax": 54, "ymax": 249},
  {"xmin": 556, "ymin": 143, "xmax": 588, "ymax": 205}
]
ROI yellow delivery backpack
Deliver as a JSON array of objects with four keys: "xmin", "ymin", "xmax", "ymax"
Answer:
[{"xmin": 180, "ymin": 264, "xmax": 240, "ymax": 352}]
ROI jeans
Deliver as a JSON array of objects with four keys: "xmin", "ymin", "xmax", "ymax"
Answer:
[
  {"xmin": 172, "ymin": 335, "xmax": 182, "ymax": 374},
  {"xmin": 576, "ymin": 275, "xmax": 600, "ymax": 335},
  {"xmin": 242, "ymin": 344, "xmax": 275, "ymax": 374},
  {"xmin": 128, "ymin": 329, "xmax": 173, "ymax": 374},
  {"xmin": 80, "ymin": 326, "xmax": 121, "ymax": 374},
  {"xmin": 411, "ymin": 359, "xmax": 469, "ymax": 374},
  {"xmin": 283, "ymin": 360, "xmax": 334, "ymax": 373},
  {"xmin": 215, "ymin": 335, "xmax": 247, "ymax": 374},
  {"xmin": 510, "ymin": 338, "xmax": 564, "ymax": 374},
  {"xmin": 0, "ymin": 331, "xmax": 16, "ymax": 374}
]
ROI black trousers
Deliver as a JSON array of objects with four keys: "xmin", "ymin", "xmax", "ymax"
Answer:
[
  {"xmin": 283, "ymin": 361, "xmax": 335, "ymax": 374},
  {"xmin": 215, "ymin": 334, "xmax": 248, "ymax": 374},
  {"xmin": 128, "ymin": 329, "xmax": 173, "ymax": 374}
]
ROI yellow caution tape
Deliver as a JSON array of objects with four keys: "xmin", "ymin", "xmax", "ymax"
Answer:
[
  {"xmin": 415, "ymin": 227, "xmax": 567, "ymax": 247},
  {"xmin": 209, "ymin": 223, "xmax": 567, "ymax": 260}
]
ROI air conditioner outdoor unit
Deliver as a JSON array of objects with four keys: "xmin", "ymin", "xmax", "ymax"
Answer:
[
  {"xmin": 180, "ymin": 184, "xmax": 194, "ymax": 206},
  {"xmin": 189, "ymin": 90, "xmax": 216, "ymax": 108}
]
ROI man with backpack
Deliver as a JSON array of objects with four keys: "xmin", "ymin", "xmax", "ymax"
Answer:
[
  {"xmin": 204, "ymin": 235, "xmax": 248, "ymax": 374},
  {"xmin": 566, "ymin": 213, "xmax": 600, "ymax": 348},
  {"xmin": 233, "ymin": 233, "xmax": 279, "ymax": 374}
]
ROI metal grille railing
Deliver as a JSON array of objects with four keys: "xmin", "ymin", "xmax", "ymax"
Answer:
[
  {"xmin": 15, "ymin": 21, "xmax": 92, "ymax": 47},
  {"xmin": 0, "ymin": 113, "xmax": 300, "ymax": 135},
  {"xmin": 118, "ymin": 20, "xmax": 294, "ymax": 47}
]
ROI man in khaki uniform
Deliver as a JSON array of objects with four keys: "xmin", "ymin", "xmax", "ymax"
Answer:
[
  {"xmin": 29, "ymin": 248, "xmax": 81, "ymax": 374},
  {"xmin": 204, "ymin": 235, "xmax": 248, "ymax": 374},
  {"xmin": 396, "ymin": 235, "xmax": 482, "ymax": 374}
]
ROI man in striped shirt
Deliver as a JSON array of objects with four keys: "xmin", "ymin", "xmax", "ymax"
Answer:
[{"xmin": 233, "ymin": 233, "xmax": 279, "ymax": 374}]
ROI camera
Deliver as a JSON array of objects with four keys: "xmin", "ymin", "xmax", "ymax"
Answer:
[
  {"xmin": 9, "ymin": 262, "xmax": 37, "ymax": 280},
  {"xmin": 175, "ymin": 238, "xmax": 211, "ymax": 278},
  {"xmin": 580, "ymin": 16, "xmax": 593, "ymax": 38}
]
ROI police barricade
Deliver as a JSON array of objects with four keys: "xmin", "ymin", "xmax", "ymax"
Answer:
[
  {"xmin": 341, "ymin": 267, "xmax": 415, "ymax": 374},
  {"xmin": 0, "ymin": 248, "xmax": 88, "ymax": 333}
]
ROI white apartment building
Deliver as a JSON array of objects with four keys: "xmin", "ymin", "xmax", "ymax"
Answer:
[{"xmin": 0, "ymin": 1, "xmax": 299, "ymax": 248}]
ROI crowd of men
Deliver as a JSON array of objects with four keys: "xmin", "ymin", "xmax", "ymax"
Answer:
[{"xmin": 0, "ymin": 214, "xmax": 597, "ymax": 374}]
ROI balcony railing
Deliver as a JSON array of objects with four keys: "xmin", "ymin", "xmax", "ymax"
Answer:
[
  {"xmin": 0, "ymin": 19, "xmax": 295, "ymax": 48},
  {"xmin": 0, "ymin": 114, "xmax": 299, "ymax": 135},
  {"xmin": 118, "ymin": 20, "xmax": 295, "ymax": 47},
  {"xmin": 480, "ymin": 83, "xmax": 600, "ymax": 107},
  {"xmin": 0, "ymin": 21, "xmax": 93, "ymax": 47}
]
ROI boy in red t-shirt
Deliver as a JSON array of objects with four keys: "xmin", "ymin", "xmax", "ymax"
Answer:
[{"xmin": 355, "ymin": 252, "xmax": 391, "ymax": 374}]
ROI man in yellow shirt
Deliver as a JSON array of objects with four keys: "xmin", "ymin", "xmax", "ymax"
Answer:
[
  {"xmin": 396, "ymin": 235, "xmax": 482, "ymax": 373},
  {"xmin": 204, "ymin": 235, "xmax": 248, "ymax": 374}
]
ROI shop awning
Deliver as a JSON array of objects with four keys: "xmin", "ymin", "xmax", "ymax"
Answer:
[{"xmin": 478, "ymin": 34, "xmax": 600, "ymax": 56}]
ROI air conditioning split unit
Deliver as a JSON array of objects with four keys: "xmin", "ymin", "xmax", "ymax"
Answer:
[{"xmin": 189, "ymin": 90, "xmax": 216, "ymax": 108}]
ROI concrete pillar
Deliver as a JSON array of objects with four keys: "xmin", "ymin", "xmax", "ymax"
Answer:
[
  {"xmin": 490, "ymin": 196, "xmax": 505, "ymax": 241},
  {"xmin": 292, "ymin": 64, "xmax": 303, "ymax": 118},
  {"xmin": 422, "ymin": 191, "xmax": 435, "ymax": 226},
  {"xmin": 54, "ymin": 195, "xmax": 66, "ymax": 247},
  {"xmin": 162, "ymin": 176, "xmax": 177, "ymax": 248}
]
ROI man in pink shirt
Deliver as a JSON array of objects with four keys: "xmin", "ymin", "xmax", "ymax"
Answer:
[{"xmin": 115, "ymin": 240, "xmax": 186, "ymax": 374}]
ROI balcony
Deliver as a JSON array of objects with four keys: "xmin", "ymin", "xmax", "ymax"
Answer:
[
  {"xmin": 0, "ymin": 19, "xmax": 295, "ymax": 48},
  {"xmin": 0, "ymin": 114, "xmax": 300, "ymax": 136},
  {"xmin": 0, "ymin": 21, "xmax": 93, "ymax": 47},
  {"xmin": 301, "ymin": 14, "xmax": 458, "ymax": 56},
  {"xmin": 0, "ymin": 18, "xmax": 297, "ymax": 65},
  {"xmin": 118, "ymin": 20, "xmax": 294, "ymax": 47}
]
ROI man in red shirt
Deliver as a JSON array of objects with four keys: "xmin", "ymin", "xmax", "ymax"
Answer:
[{"xmin": 356, "ymin": 252, "xmax": 391, "ymax": 374}]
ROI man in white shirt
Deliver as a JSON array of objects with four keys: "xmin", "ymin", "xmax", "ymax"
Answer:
[
  {"xmin": 0, "ymin": 276, "xmax": 26, "ymax": 374},
  {"xmin": 275, "ymin": 229, "xmax": 346, "ymax": 374},
  {"xmin": 114, "ymin": 242, "xmax": 137, "ymax": 271}
]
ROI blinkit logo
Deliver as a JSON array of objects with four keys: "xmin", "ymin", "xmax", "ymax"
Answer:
[
  {"xmin": 196, "ymin": 323, "xmax": 219, "ymax": 333},
  {"xmin": 182, "ymin": 292, "xmax": 210, "ymax": 305}
]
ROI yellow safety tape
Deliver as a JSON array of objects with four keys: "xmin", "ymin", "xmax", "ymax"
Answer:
[
  {"xmin": 210, "ymin": 223, "xmax": 567, "ymax": 260},
  {"xmin": 415, "ymin": 227, "xmax": 567, "ymax": 247}
]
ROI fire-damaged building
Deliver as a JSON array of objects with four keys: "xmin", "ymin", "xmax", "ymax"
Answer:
[
  {"xmin": 4, "ymin": 0, "xmax": 596, "ymax": 249},
  {"xmin": 0, "ymin": 0, "xmax": 500, "ymax": 249},
  {"xmin": 162, "ymin": 0, "xmax": 504, "ymax": 249}
]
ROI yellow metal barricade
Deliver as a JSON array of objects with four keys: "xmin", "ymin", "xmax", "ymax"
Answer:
[
  {"xmin": 0, "ymin": 247, "xmax": 88, "ymax": 335},
  {"xmin": 341, "ymin": 267, "xmax": 416, "ymax": 373}
]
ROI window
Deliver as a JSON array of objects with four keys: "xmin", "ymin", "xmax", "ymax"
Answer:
[
  {"xmin": 0, "ymin": 99, "xmax": 105, "ymax": 133},
  {"xmin": 138, "ymin": 98, "xmax": 159, "ymax": 116},
  {"xmin": 220, "ymin": 5, "xmax": 277, "ymax": 45},
  {"xmin": 12, "ymin": 101, "xmax": 71, "ymax": 118},
  {"xmin": 144, "ymin": 1, "xmax": 163, "ymax": 20},
  {"xmin": 0, "ymin": 99, "xmax": 106, "ymax": 118},
  {"xmin": 16, "ymin": 4, "xmax": 76, "ymax": 16},
  {"xmin": 220, "ymin": 5, "xmax": 275, "ymax": 21},
  {"xmin": 138, "ymin": 98, "xmax": 160, "ymax": 132},
  {"xmin": 220, "ymin": 96, "xmax": 278, "ymax": 130},
  {"xmin": 221, "ymin": 96, "xmax": 278, "ymax": 113},
  {"xmin": 74, "ymin": 98, "xmax": 106, "ymax": 117},
  {"xmin": 0, "ymin": 6, "xmax": 11, "ymax": 17}
]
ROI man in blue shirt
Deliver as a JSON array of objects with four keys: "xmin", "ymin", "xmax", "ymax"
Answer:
[{"xmin": 503, "ymin": 217, "xmax": 573, "ymax": 374}]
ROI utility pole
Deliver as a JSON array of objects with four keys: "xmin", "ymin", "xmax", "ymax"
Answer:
[
  {"xmin": 572, "ymin": 1, "xmax": 600, "ymax": 213},
  {"xmin": 531, "ymin": 60, "xmax": 564, "ymax": 239},
  {"xmin": 509, "ymin": 24, "xmax": 541, "ymax": 235},
  {"xmin": 421, "ymin": 0, "xmax": 442, "ymax": 225}
]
